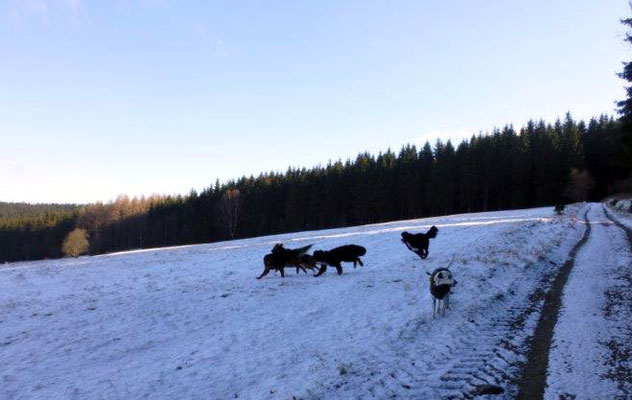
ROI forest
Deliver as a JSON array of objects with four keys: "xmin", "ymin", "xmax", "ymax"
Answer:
[{"xmin": 1, "ymin": 114, "xmax": 630, "ymax": 263}]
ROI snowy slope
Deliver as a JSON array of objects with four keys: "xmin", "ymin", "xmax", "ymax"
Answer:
[{"xmin": 1, "ymin": 206, "xmax": 587, "ymax": 399}]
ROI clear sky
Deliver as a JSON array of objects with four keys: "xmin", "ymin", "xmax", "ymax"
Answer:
[{"xmin": 1, "ymin": 0, "xmax": 630, "ymax": 204}]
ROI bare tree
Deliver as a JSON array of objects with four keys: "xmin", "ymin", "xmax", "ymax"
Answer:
[
  {"xmin": 62, "ymin": 228, "xmax": 90, "ymax": 257},
  {"xmin": 216, "ymin": 189, "xmax": 241, "ymax": 239}
]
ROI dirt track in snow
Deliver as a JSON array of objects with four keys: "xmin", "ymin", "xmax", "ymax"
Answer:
[
  {"xmin": 601, "ymin": 205, "xmax": 632, "ymax": 397},
  {"xmin": 516, "ymin": 209, "xmax": 591, "ymax": 400},
  {"xmin": 516, "ymin": 204, "xmax": 632, "ymax": 400}
]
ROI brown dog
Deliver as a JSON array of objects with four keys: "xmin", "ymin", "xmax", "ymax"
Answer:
[{"xmin": 256, "ymin": 243, "xmax": 316, "ymax": 279}]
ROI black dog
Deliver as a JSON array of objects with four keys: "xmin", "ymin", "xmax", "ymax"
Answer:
[
  {"xmin": 313, "ymin": 245, "xmax": 366, "ymax": 277},
  {"xmin": 256, "ymin": 243, "xmax": 315, "ymax": 279},
  {"xmin": 401, "ymin": 226, "xmax": 438, "ymax": 260}
]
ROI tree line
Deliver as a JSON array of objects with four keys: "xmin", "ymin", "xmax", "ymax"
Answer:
[{"xmin": 1, "ymin": 114, "xmax": 630, "ymax": 263}]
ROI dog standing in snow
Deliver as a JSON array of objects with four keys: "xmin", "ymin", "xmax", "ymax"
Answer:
[
  {"xmin": 401, "ymin": 226, "xmax": 438, "ymax": 260},
  {"xmin": 427, "ymin": 266, "xmax": 457, "ymax": 317}
]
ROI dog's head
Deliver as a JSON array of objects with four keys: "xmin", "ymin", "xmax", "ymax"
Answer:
[
  {"xmin": 430, "ymin": 268, "xmax": 456, "ymax": 287},
  {"xmin": 401, "ymin": 232, "xmax": 411, "ymax": 242},
  {"xmin": 300, "ymin": 253, "xmax": 314, "ymax": 262},
  {"xmin": 312, "ymin": 250, "xmax": 327, "ymax": 262},
  {"xmin": 299, "ymin": 253, "xmax": 316, "ymax": 268},
  {"xmin": 271, "ymin": 243, "xmax": 284, "ymax": 253}
]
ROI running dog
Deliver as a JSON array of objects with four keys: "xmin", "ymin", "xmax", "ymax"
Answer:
[
  {"xmin": 401, "ymin": 226, "xmax": 438, "ymax": 260},
  {"xmin": 256, "ymin": 243, "xmax": 315, "ymax": 279},
  {"xmin": 313, "ymin": 245, "xmax": 366, "ymax": 277},
  {"xmin": 427, "ymin": 265, "xmax": 457, "ymax": 317}
]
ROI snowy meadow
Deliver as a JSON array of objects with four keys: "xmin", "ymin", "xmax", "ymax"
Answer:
[{"xmin": 1, "ymin": 206, "xmax": 588, "ymax": 399}]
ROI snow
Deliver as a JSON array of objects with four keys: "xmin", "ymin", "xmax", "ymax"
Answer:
[
  {"xmin": 545, "ymin": 204, "xmax": 632, "ymax": 399},
  {"xmin": 606, "ymin": 199, "xmax": 632, "ymax": 231},
  {"xmin": 611, "ymin": 198, "xmax": 631, "ymax": 214},
  {"xmin": 545, "ymin": 206, "xmax": 625, "ymax": 398},
  {"xmin": 0, "ymin": 204, "xmax": 615, "ymax": 399}
]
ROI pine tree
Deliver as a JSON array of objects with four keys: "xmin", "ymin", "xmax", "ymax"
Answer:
[{"xmin": 617, "ymin": 15, "xmax": 632, "ymax": 173}]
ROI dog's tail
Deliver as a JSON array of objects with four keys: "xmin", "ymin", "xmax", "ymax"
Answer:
[
  {"xmin": 446, "ymin": 254, "xmax": 456, "ymax": 269},
  {"xmin": 294, "ymin": 244, "xmax": 313, "ymax": 256},
  {"xmin": 426, "ymin": 226, "xmax": 438, "ymax": 239}
]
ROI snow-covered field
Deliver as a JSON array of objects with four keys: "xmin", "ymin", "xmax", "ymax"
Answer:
[{"xmin": 2, "ymin": 204, "xmax": 630, "ymax": 399}]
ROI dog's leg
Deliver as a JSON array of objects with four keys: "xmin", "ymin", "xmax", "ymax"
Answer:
[
  {"xmin": 357, "ymin": 258, "xmax": 364, "ymax": 267},
  {"xmin": 334, "ymin": 263, "xmax": 343, "ymax": 275},
  {"xmin": 280, "ymin": 266, "xmax": 285, "ymax": 278},
  {"xmin": 432, "ymin": 297, "xmax": 436, "ymax": 318},
  {"xmin": 353, "ymin": 260, "xmax": 357, "ymax": 268},
  {"xmin": 299, "ymin": 261, "xmax": 312, "ymax": 274},
  {"xmin": 314, "ymin": 264, "xmax": 327, "ymax": 277},
  {"xmin": 256, "ymin": 267, "xmax": 270, "ymax": 279}
]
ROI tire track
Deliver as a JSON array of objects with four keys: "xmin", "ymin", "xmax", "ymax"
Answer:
[
  {"xmin": 603, "ymin": 204, "xmax": 632, "ymax": 246},
  {"xmin": 306, "ymin": 207, "xmax": 586, "ymax": 400},
  {"xmin": 412, "ymin": 208, "xmax": 589, "ymax": 399},
  {"xmin": 516, "ymin": 207, "xmax": 592, "ymax": 400},
  {"xmin": 372, "ymin": 227, "xmax": 562, "ymax": 399},
  {"xmin": 413, "ymin": 267, "xmax": 559, "ymax": 399},
  {"xmin": 601, "ymin": 205, "xmax": 632, "ymax": 396}
]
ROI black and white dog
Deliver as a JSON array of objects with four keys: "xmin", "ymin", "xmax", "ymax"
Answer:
[
  {"xmin": 313, "ymin": 245, "xmax": 366, "ymax": 277},
  {"xmin": 427, "ymin": 265, "xmax": 457, "ymax": 317},
  {"xmin": 401, "ymin": 226, "xmax": 438, "ymax": 260}
]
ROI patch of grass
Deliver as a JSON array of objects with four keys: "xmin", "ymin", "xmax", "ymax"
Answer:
[{"xmin": 338, "ymin": 363, "xmax": 350, "ymax": 376}]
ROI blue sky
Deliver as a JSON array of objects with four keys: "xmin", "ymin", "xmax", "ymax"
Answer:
[{"xmin": 1, "ymin": 0, "xmax": 629, "ymax": 204}]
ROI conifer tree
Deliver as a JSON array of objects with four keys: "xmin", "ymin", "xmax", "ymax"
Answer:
[{"xmin": 617, "ymin": 14, "xmax": 632, "ymax": 172}]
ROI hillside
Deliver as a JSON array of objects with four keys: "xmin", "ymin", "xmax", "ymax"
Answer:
[{"xmin": 1, "ymin": 204, "xmax": 631, "ymax": 399}]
